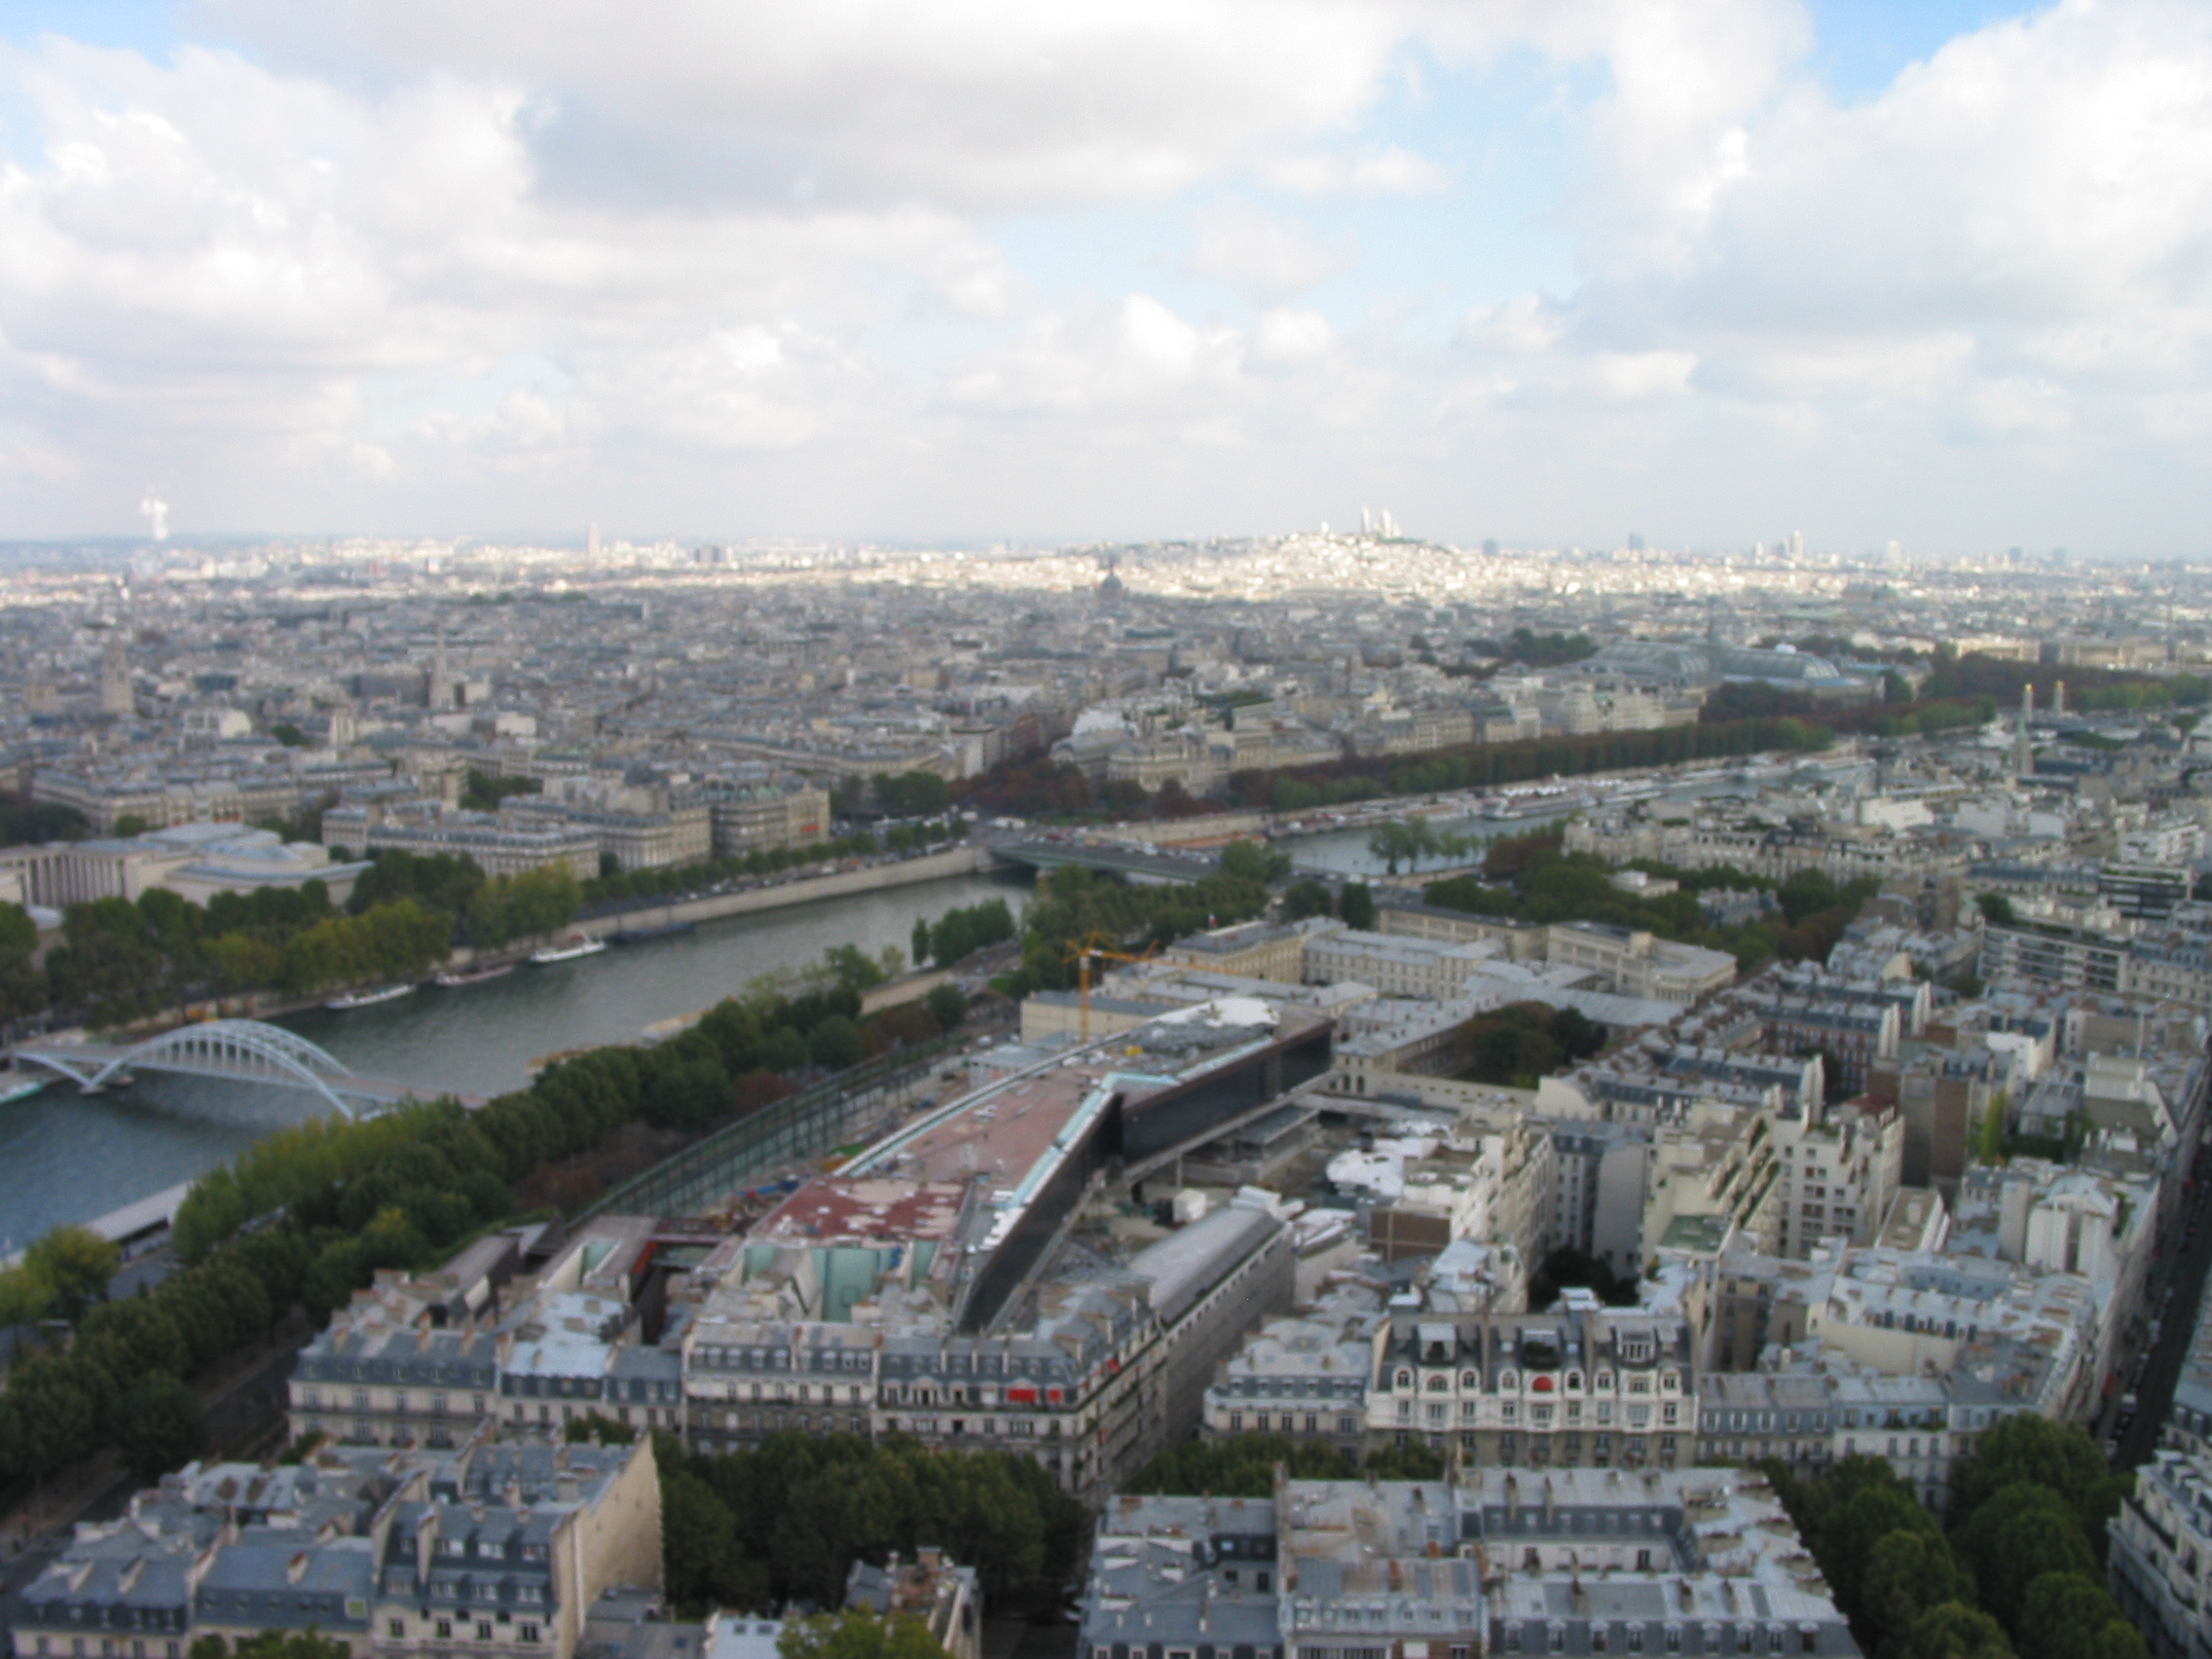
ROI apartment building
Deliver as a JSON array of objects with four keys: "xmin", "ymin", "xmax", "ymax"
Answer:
[
  {"xmin": 1542, "ymin": 923, "xmax": 1737, "ymax": 1003},
  {"xmin": 1365, "ymin": 1308, "xmax": 1698, "ymax": 1471},
  {"xmin": 703, "ymin": 783, "xmax": 830, "ymax": 856},
  {"xmin": 9, "ymin": 1434, "xmax": 661, "ymax": 1659}
]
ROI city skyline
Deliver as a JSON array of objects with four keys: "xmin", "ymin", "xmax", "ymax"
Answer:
[{"xmin": 3, "ymin": 1, "xmax": 2211, "ymax": 553}]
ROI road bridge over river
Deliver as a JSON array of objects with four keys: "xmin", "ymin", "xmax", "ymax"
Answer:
[{"xmin": 987, "ymin": 840, "xmax": 1221, "ymax": 884}]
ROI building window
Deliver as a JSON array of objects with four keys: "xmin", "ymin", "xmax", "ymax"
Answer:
[
  {"xmin": 478, "ymin": 1625, "xmax": 494, "ymax": 1643},
  {"xmin": 389, "ymin": 1624, "xmax": 406, "ymax": 1641},
  {"xmin": 437, "ymin": 1622, "xmax": 453, "ymax": 1640},
  {"xmin": 520, "ymin": 1629, "xmax": 540, "ymax": 1645}
]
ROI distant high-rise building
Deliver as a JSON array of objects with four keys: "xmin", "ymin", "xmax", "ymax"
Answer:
[
  {"xmin": 1788, "ymin": 530, "xmax": 1805, "ymax": 560},
  {"xmin": 427, "ymin": 628, "xmax": 453, "ymax": 711},
  {"xmin": 2053, "ymin": 681, "xmax": 2067, "ymax": 719},
  {"xmin": 99, "ymin": 636, "xmax": 130, "ymax": 717},
  {"xmin": 2015, "ymin": 682, "xmax": 2035, "ymax": 777},
  {"xmin": 587, "ymin": 522, "xmax": 602, "ymax": 563},
  {"xmin": 1627, "ymin": 533, "xmax": 1645, "ymax": 552},
  {"xmin": 1482, "ymin": 538, "xmax": 1499, "ymax": 558}
]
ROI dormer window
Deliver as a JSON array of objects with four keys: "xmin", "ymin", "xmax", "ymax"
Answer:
[{"xmin": 1396, "ymin": 1370, "xmax": 1414, "ymax": 1389}]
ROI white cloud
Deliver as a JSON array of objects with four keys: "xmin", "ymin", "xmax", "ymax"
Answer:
[
  {"xmin": 1252, "ymin": 308, "xmax": 1336, "ymax": 365},
  {"xmin": 8, "ymin": 0, "xmax": 2212, "ymax": 547},
  {"xmin": 1260, "ymin": 143, "xmax": 1449, "ymax": 197},
  {"xmin": 1184, "ymin": 202, "xmax": 1353, "ymax": 298},
  {"xmin": 205, "ymin": 0, "xmax": 1422, "ymax": 211}
]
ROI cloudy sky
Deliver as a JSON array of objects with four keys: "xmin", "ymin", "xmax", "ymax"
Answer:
[{"xmin": 1, "ymin": 0, "xmax": 2209, "ymax": 553}]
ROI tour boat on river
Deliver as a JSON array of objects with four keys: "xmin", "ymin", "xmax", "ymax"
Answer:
[
  {"xmin": 323, "ymin": 983, "xmax": 416, "ymax": 1011},
  {"xmin": 432, "ymin": 961, "xmax": 515, "ymax": 988},
  {"xmin": 529, "ymin": 932, "xmax": 608, "ymax": 965}
]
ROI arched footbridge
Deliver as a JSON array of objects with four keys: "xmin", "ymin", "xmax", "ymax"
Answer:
[{"xmin": 16, "ymin": 1020, "xmax": 440, "ymax": 1120}]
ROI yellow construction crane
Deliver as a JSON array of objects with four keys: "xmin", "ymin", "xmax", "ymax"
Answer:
[{"xmin": 1065, "ymin": 931, "xmax": 1157, "ymax": 1042}]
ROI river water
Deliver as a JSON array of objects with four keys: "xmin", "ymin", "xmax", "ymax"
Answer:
[{"xmin": 0, "ymin": 867, "xmax": 1028, "ymax": 1250}]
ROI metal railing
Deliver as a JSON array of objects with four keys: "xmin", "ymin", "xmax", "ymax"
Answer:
[{"xmin": 574, "ymin": 1036, "xmax": 954, "ymax": 1221}]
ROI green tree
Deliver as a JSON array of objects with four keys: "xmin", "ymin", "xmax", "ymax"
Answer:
[
  {"xmin": 1219, "ymin": 839, "xmax": 1290, "ymax": 884},
  {"xmin": 22, "ymin": 1225, "xmax": 119, "ymax": 1319},
  {"xmin": 113, "ymin": 1373, "xmax": 205, "ymax": 1480},
  {"xmin": 1954, "ymin": 1484, "xmax": 2096, "ymax": 1636},
  {"xmin": 1904, "ymin": 1604, "xmax": 2014, "ymax": 1659},
  {"xmin": 1862, "ymin": 1530, "xmax": 1977, "ymax": 1659},
  {"xmin": 0, "ymin": 1351, "xmax": 115, "ymax": 1474},
  {"xmin": 1819, "ymin": 1479, "xmax": 1939, "ymax": 1598},
  {"xmin": 1338, "ymin": 882, "xmax": 1377, "ymax": 930},
  {"xmin": 0, "ymin": 1263, "xmax": 49, "ymax": 1327},
  {"xmin": 1949, "ymin": 1416, "xmax": 2124, "ymax": 1556},
  {"xmin": 810, "ymin": 1015, "xmax": 862, "ymax": 1071},
  {"xmin": 873, "ymin": 772, "xmax": 950, "ymax": 818},
  {"xmin": 925, "ymin": 983, "xmax": 967, "ymax": 1032},
  {"xmin": 270, "ymin": 721, "xmax": 309, "ymax": 747},
  {"xmin": 2014, "ymin": 1573, "xmax": 2147, "ymax": 1659},
  {"xmin": 1976, "ymin": 893, "xmax": 2018, "ymax": 927},
  {"xmin": 642, "ymin": 1057, "xmax": 732, "ymax": 1131},
  {"xmin": 779, "ymin": 1611, "xmax": 951, "ymax": 1659},
  {"xmin": 911, "ymin": 917, "xmax": 932, "ymax": 969},
  {"xmin": 192, "ymin": 1633, "xmax": 354, "ymax": 1659},
  {"xmin": 1282, "ymin": 878, "xmax": 1335, "ymax": 920},
  {"xmin": 759, "ymin": 1026, "xmax": 810, "ymax": 1073},
  {"xmin": 824, "ymin": 943, "xmax": 890, "ymax": 993}
]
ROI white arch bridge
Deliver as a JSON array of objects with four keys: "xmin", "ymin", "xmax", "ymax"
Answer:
[{"xmin": 16, "ymin": 1020, "xmax": 435, "ymax": 1120}]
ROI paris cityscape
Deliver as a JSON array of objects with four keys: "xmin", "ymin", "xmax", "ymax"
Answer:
[{"xmin": 2, "ymin": 10, "xmax": 2211, "ymax": 1659}]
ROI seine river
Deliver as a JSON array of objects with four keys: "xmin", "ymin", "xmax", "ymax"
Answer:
[{"xmin": 0, "ymin": 867, "xmax": 1027, "ymax": 1250}]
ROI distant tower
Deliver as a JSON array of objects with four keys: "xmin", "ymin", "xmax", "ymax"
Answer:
[
  {"xmin": 587, "ymin": 523, "xmax": 602, "ymax": 564},
  {"xmin": 1788, "ymin": 530, "xmax": 1805, "ymax": 560},
  {"xmin": 2015, "ymin": 683, "xmax": 2034, "ymax": 777},
  {"xmin": 2053, "ymin": 680, "xmax": 2066, "ymax": 719},
  {"xmin": 428, "ymin": 628, "xmax": 453, "ymax": 711},
  {"xmin": 99, "ymin": 635, "xmax": 130, "ymax": 717},
  {"xmin": 1482, "ymin": 538, "xmax": 1499, "ymax": 558}
]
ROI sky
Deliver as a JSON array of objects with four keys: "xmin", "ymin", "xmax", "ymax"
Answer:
[{"xmin": 1, "ymin": 0, "xmax": 2209, "ymax": 555}]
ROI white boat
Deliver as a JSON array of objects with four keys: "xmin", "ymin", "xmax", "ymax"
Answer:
[
  {"xmin": 0, "ymin": 1068, "xmax": 48, "ymax": 1105},
  {"xmin": 433, "ymin": 962, "xmax": 516, "ymax": 988},
  {"xmin": 529, "ymin": 933, "xmax": 608, "ymax": 965},
  {"xmin": 323, "ymin": 983, "xmax": 416, "ymax": 1011}
]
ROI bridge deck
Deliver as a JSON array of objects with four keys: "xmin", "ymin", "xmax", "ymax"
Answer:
[
  {"xmin": 989, "ymin": 840, "xmax": 1218, "ymax": 883},
  {"xmin": 17, "ymin": 1042, "xmax": 446, "ymax": 1107}
]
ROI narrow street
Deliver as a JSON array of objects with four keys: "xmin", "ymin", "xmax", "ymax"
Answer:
[{"xmin": 2103, "ymin": 1158, "xmax": 2212, "ymax": 1471}]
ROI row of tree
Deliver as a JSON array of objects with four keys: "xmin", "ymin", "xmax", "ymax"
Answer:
[
  {"xmin": 1421, "ymin": 829, "xmax": 1880, "ymax": 973},
  {"xmin": 0, "ymin": 1215, "xmax": 311, "ymax": 1483},
  {"xmin": 578, "ymin": 830, "xmax": 891, "ymax": 906},
  {"xmin": 658, "ymin": 1429, "xmax": 1089, "ymax": 1616},
  {"xmin": 1453, "ymin": 1000, "xmax": 1606, "ymax": 1088},
  {"xmin": 1763, "ymin": 1414, "xmax": 2134, "ymax": 1659},
  {"xmin": 991, "ymin": 864, "xmax": 1273, "ymax": 998},
  {"xmin": 1282, "ymin": 876, "xmax": 1377, "ymax": 930},
  {"xmin": 1129, "ymin": 1430, "xmax": 1445, "ymax": 1496},
  {"xmin": 911, "ymin": 898, "xmax": 1016, "ymax": 970},
  {"xmin": 1235, "ymin": 714, "xmax": 1836, "ymax": 817}
]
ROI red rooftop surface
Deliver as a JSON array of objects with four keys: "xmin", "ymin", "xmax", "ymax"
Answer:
[
  {"xmin": 867, "ymin": 1061, "xmax": 1128, "ymax": 1189},
  {"xmin": 754, "ymin": 1176, "xmax": 969, "ymax": 1243}
]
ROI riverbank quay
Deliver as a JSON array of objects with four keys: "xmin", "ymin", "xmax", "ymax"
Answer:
[
  {"xmin": 571, "ymin": 841, "xmax": 992, "ymax": 939},
  {"xmin": 8, "ymin": 842, "xmax": 1000, "ymax": 1055}
]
